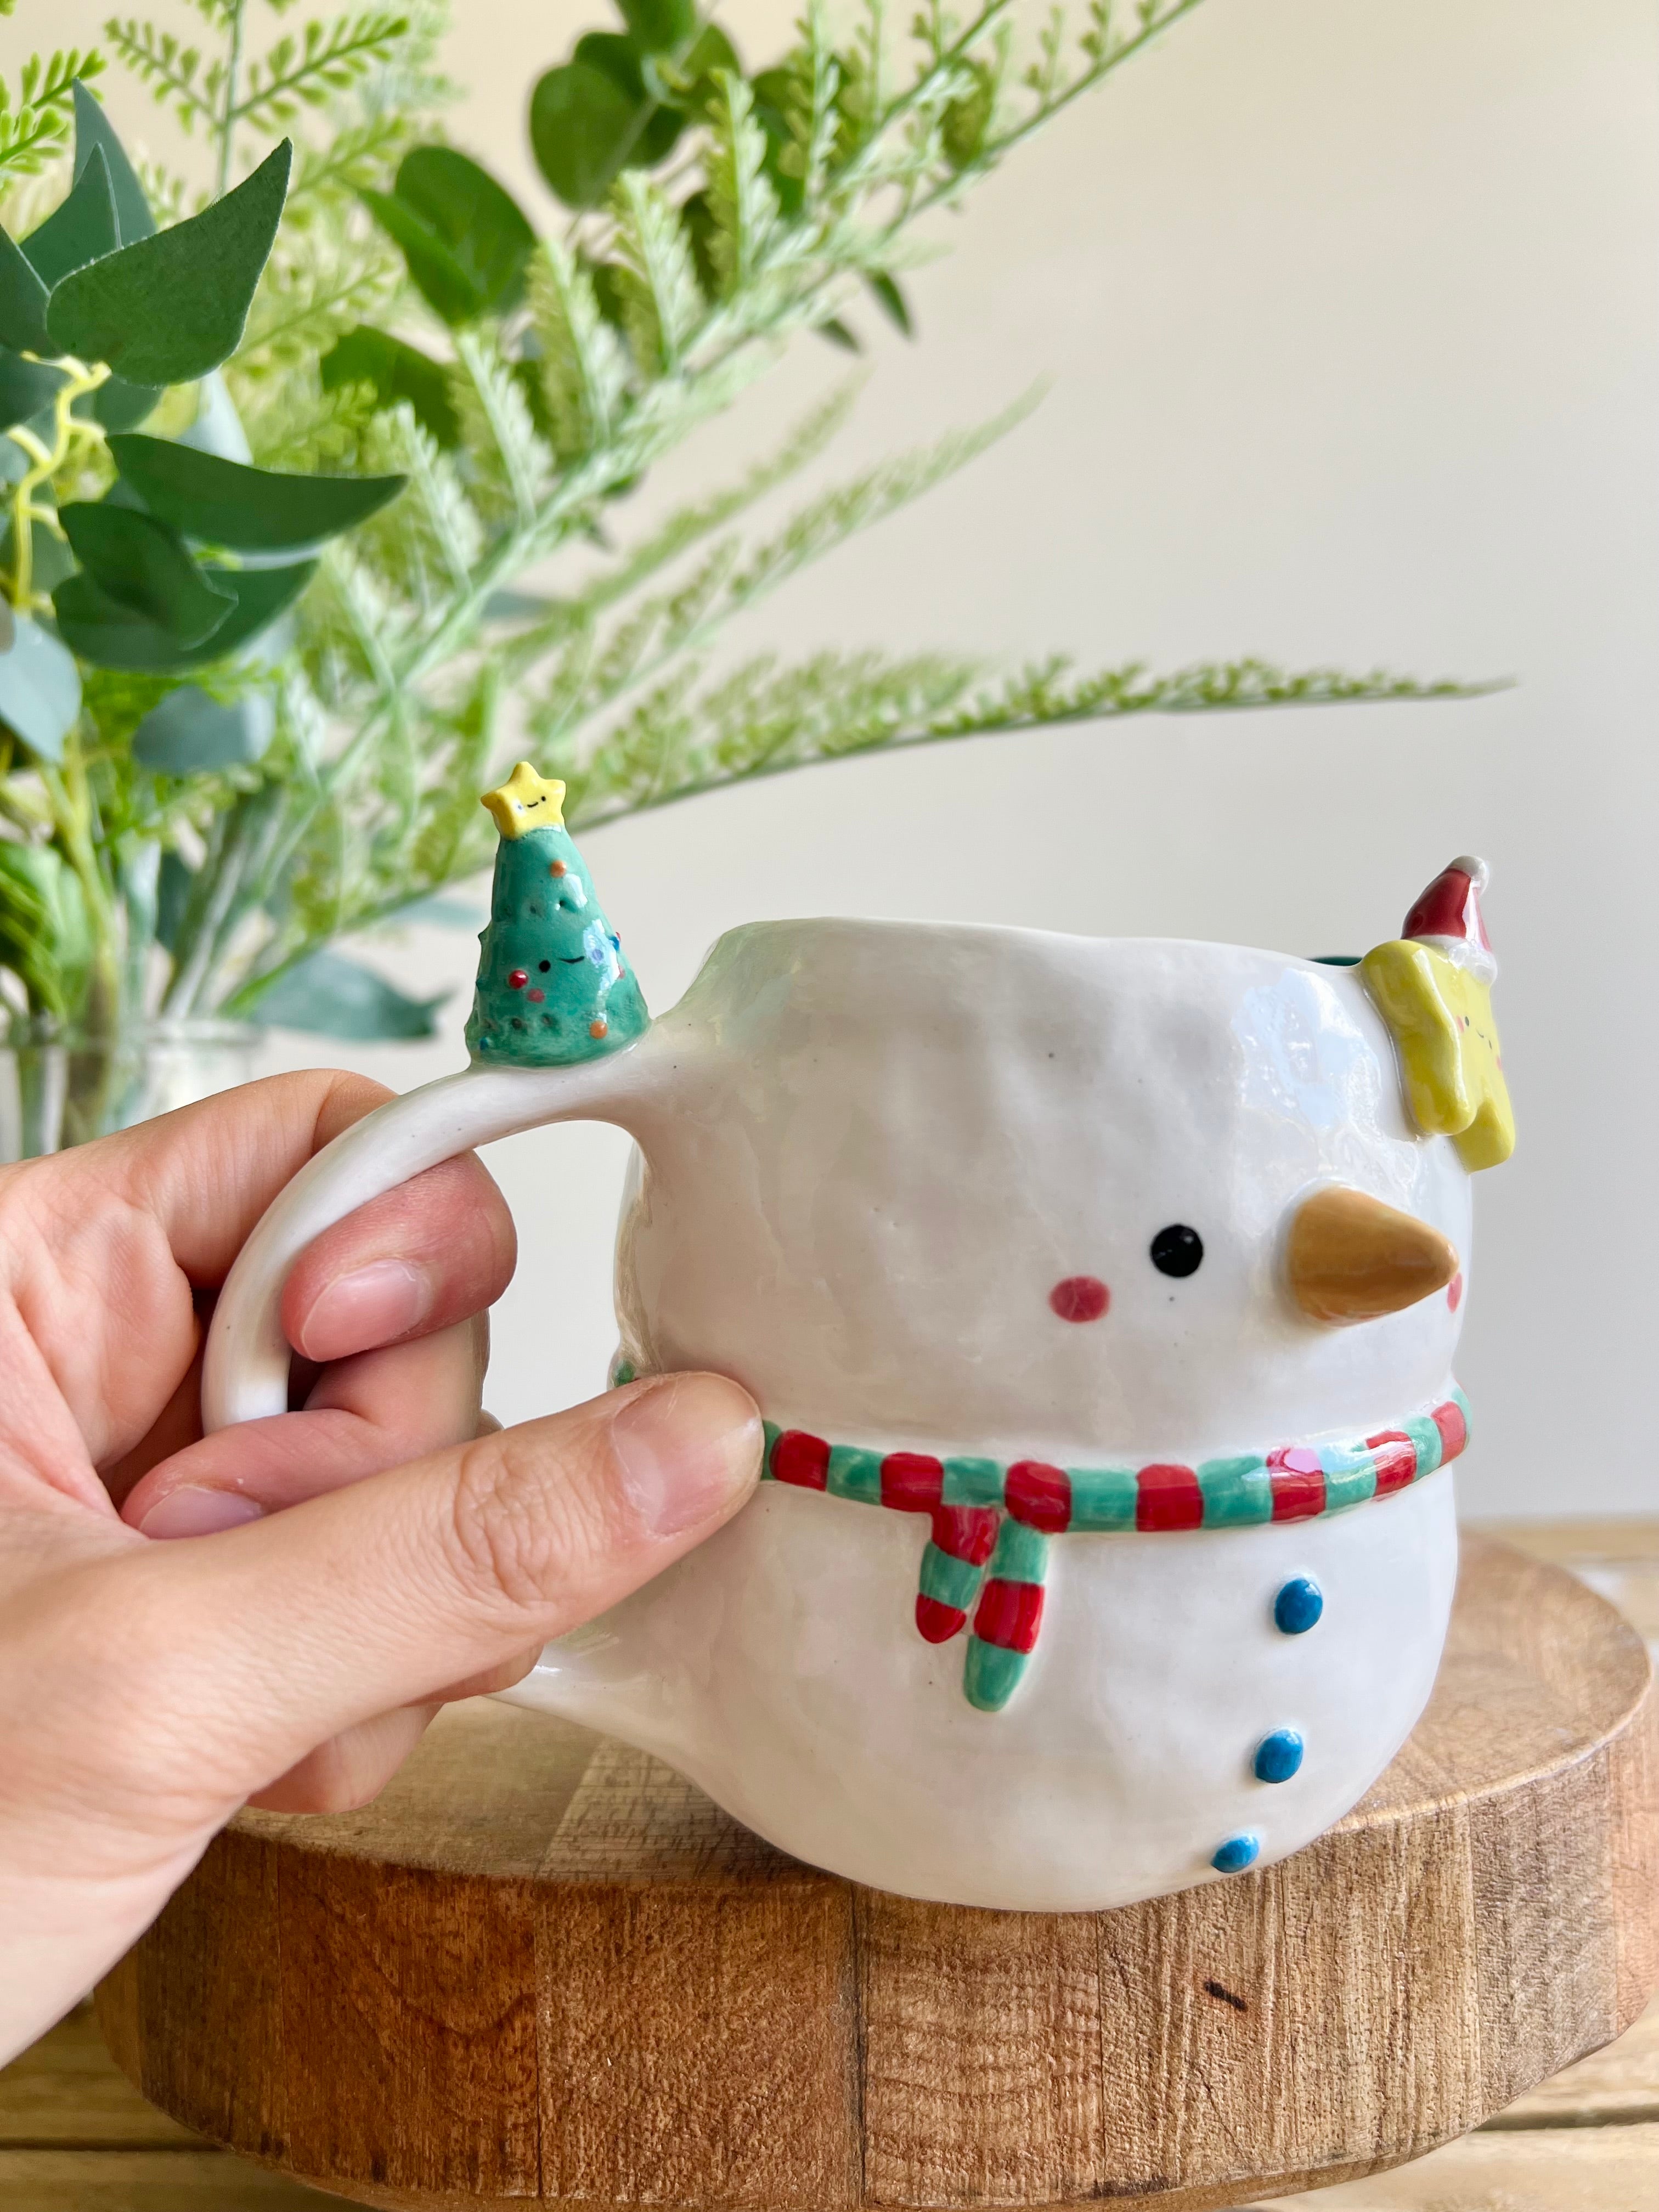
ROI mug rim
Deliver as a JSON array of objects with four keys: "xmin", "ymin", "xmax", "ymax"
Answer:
[{"xmin": 702, "ymin": 912, "xmax": 1358, "ymax": 971}]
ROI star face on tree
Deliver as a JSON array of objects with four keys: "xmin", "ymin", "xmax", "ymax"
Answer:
[{"xmin": 480, "ymin": 761, "xmax": 567, "ymax": 839}]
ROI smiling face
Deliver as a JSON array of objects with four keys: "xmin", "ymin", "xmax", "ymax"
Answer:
[{"xmin": 618, "ymin": 921, "xmax": 1472, "ymax": 1462}]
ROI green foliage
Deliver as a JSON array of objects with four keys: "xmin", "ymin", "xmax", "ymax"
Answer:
[
  {"xmin": 108, "ymin": 432, "xmax": 403, "ymax": 549},
  {"xmin": 46, "ymin": 141, "xmax": 292, "ymax": 382},
  {"xmin": 0, "ymin": 46, "xmax": 104, "ymax": 186},
  {"xmin": 0, "ymin": 0, "xmax": 1484, "ymax": 1091},
  {"xmin": 0, "ymin": 839, "xmax": 91, "ymax": 1015}
]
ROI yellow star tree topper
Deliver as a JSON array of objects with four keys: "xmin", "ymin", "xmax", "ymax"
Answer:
[
  {"xmin": 1361, "ymin": 856, "xmax": 1514, "ymax": 1172},
  {"xmin": 481, "ymin": 761, "xmax": 567, "ymax": 838}
]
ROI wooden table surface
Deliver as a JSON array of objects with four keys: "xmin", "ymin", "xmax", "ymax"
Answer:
[{"xmin": 4, "ymin": 1518, "xmax": 1657, "ymax": 2212}]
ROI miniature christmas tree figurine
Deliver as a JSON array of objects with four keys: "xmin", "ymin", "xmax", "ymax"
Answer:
[{"xmin": 465, "ymin": 763, "xmax": 650, "ymax": 1068}]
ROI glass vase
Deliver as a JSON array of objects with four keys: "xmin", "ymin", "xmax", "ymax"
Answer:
[{"xmin": 0, "ymin": 1015, "xmax": 261, "ymax": 1162}]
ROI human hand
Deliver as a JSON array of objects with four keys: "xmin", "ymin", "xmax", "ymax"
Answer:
[{"xmin": 0, "ymin": 1072, "xmax": 761, "ymax": 2063}]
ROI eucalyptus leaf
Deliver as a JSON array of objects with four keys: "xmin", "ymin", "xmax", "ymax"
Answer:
[
  {"xmin": 108, "ymin": 434, "xmax": 404, "ymax": 552},
  {"xmin": 530, "ymin": 61, "xmax": 646, "ymax": 211},
  {"xmin": 321, "ymin": 325, "xmax": 460, "ymax": 447},
  {"xmin": 132, "ymin": 683, "xmax": 275, "ymax": 772},
  {"xmin": 71, "ymin": 80, "xmax": 156, "ymax": 245},
  {"xmin": 672, "ymin": 24, "xmax": 742, "ymax": 118},
  {"xmin": 248, "ymin": 949, "xmax": 446, "ymax": 1040},
  {"xmin": 358, "ymin": 188, "xmax": 484, "ymax": 328},
  {"xmin": 0, "ymin": 227, "xmax": 52, "ymax": 355},
  {"xmin": 617, "ymin": 0, "xmax": 697, "ymax": 56},
  {"xmin": 47, "ymin": 141, "xmax": 292, "ymax": 387},
  {"xmin": 0, "ymin": 349, "xmax": 67, "ymax": 432},
  {"xmin": 0, "ymin": 612, "xmax": 82, "ymax": 763},
  {"xmin": 22, "ymin": 148, "xmax": 120, "ymax": 288},
  {"xmin": 394, "ymin": 148, "xmax": 535, "ymax": 314},
  {"xmin": 572, "ymin": 34, "xmax": 682, "ymax": 163},
  {"xmin": 53, "ymin": 557, "xmax": 315, "ymax": 672},
  {"xmin": 82, "ymin": 375, "xmax": 163, "ymax": 431},
  {"xmin": 59, "ymin": 503, "xmax": 235, "ymax": 643},
  {"xmin": 817, "ymin": 318, "xmax": 860, "ymax": 353}
]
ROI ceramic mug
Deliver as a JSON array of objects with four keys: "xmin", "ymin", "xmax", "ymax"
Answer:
[{"xmin": 204, "ymin": 836, "xmax": 1513, "ymax": 1912}]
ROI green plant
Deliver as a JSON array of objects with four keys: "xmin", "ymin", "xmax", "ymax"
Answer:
[{"xmin": 0, "ymin": 0, "xmax": 1474, "ymax": 1127}]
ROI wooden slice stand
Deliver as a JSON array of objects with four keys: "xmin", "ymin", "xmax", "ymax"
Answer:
[{"xmin": 97, "ymin": 1536, "xmax": 1659, "ymax": 2212}]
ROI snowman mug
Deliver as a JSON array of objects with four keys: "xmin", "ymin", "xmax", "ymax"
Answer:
[{"xmin": 204, "ymin": 771, "xmax": 1514, "ymax": 1912}]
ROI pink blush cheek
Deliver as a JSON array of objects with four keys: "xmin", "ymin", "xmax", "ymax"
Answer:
[
  {"xmin": 1049, "ymin": 1275, "xmax": 1110, "ymax": 1323},
  {"xmin": 1447, "ymin": 1272, "xmax": 1464, "ymax": 1312}
]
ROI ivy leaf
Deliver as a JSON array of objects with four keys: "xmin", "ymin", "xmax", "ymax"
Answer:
[
  {"xmin": 58, "ymin": 502, "xmax": 235, "ymax": 644},
  {"xmin": 108, "ymin": 434, "xmax": 405, "ymax": 552},
  {"xmin": 22, "ymin": 145, "xmax": 119, "ymax": 287},
  {"xmin": 132, "ymin": 682, "xmax": 275, "ymax": 772},
  {"xmin": 360, "ymin": 149, "xmax": 534, "ymax": 327},
  {"xmin": 0, "ymin": 611, "xmax": 82, "ymax": 762},
  {"xmin": 53, "ymin": 556, "xmax": 315, "ymax": 672},
  {"xmin": 47, "ymin": 140, "xmax": 292, "ymax": 386},
  {"xmin": 321, "ymin": 325, "xmax": 460, "ymax": 448},
  {"xmin": 0, "ymin": 348, "xmax": 67, "ymax": 432},
  {"xmin": 616, "ymin": 0, "xmax": 697, "ymax": 56},
  {"xmin": 530, "ymin": 61, "xmax": 648, "ymax": 211},
  {"xmin": 0, "ymin": 226, "xmax": 52, "ymax": 353},
  {"xmin": 71, "ymin": 80, "xmax": 155, "ymax": 244},
  {"xmin": 248, "ymin": 948, "xmax": 446, "ymax": 1039}
]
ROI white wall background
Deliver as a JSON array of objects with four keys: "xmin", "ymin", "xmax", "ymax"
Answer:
[{"xmin": 33, "ymin": 0, "xmax": 1659, "ymax": 1517}]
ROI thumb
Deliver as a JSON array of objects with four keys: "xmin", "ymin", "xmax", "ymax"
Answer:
[{"xmin": 121, "ymin": 1373, "xmax": 761, "ymax": 1800}]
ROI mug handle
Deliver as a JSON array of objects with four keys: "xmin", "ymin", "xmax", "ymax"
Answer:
[{"xmin": 201, "ymin": 1047, "xmax": 657, "ymax": 1432}]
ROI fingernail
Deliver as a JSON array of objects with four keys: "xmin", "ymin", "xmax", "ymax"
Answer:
[
  {"xmin": 611, "ymin": 1376, "xmax": 761, "ymax": 1538},
  {"xmin": 140, "ymin": 1487, "xmax": 264, "ymax": 1540},
  {"xmin": 297, "ymin": 1259, "xmax": 435, "ymax": 1359}
]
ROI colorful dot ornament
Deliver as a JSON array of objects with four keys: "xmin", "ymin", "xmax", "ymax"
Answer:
[{"xmin": 749, "ymin": 1387, "xmax": 1469, "ymax": 1714}]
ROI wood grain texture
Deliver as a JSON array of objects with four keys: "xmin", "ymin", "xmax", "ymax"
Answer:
[{"xmin": 95, "ymin": 1536, "xmax": 1659, "ymax": 2212}]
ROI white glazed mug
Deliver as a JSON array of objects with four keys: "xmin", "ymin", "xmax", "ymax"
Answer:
[{"xmin": 205, "ymin": 910, "xmax": 1486, "ymax": 1912}]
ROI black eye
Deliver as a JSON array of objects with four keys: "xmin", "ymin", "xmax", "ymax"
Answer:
[
  {"xmin": 1150, "ymin": 1224, "xmax": 1203, "ymax": 1278},
  {"xmin": 538, "ymin": 960, "xmax": 551, "ymax": 972}
]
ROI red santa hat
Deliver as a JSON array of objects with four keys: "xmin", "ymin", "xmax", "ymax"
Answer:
[{"xmin": 1401, "ymin": 855, "xmax": 1497, "ymax": 984}]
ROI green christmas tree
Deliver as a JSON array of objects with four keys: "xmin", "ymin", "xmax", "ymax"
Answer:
[{"xmin": 465, "ymin": 763, "xmax": 650, "ymax": 1068}]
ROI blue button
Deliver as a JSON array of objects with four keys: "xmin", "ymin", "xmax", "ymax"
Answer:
[
  {"xmin": 1212, "ymin": 1833, "xmax": 1260, "ymax": 1874},
  {"xmin": 1274, "ymin": 1577, "xmax": 1324, "ymax": 1634},
  {"xmin": 1254, "ymin": 1728, "xmax": 1305, "ymax": 1784}
]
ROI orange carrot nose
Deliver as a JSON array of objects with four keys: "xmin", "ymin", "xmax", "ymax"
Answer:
[{"xmin": 1285, "ymin": 1186, "xmax": 1460, "ymax": 1325}]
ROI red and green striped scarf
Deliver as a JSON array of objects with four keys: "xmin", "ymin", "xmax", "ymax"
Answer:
[{"xmin": 755, "ymin": 1390, "xmax": 1470, "ymax": 1712}]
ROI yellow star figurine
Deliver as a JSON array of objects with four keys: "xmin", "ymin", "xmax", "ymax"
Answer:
[
  {"xmin": 481, "ymin": 761, "xmax": 567, "ymax": 839},
  {"xmin": 1362, "ymin": 939, "xmax": 1515, "ymax": 1172}
]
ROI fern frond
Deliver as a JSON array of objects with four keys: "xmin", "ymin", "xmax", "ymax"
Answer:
[
  {"xmin": 284, "ymin": 109, "xmax": 412, "ymax": 217},
  {"xmin": 231, "ymin": 11, "xmax": 409, "ymax": 130},
  {"xmin": 526, "ymin": 241, "xmax": 629, "ymax": 461},
  {"xmin": 540, "ymin": 379, "xmax": 862, "ymax": 640},
  {"xmin": 237, "ymin": 234, "xmax": 402, "ymax": 375},
  {"xmin": 561, "ymin": 392, "xmax": 1038, "ymax": 725},
  {"xmin": 104, "ymin": 21, "xmax": 220, "ymax": 131},
  {"xmin": 353, "ymin": 403, "xmax": 482, "ymax": 602},
  {"xmin": 0, "ymin": 48, "xmax": 105, "ymax": 178},
  {"xmin": 705, "ymin": 74, "xmax": 780, "ymax": 295},
  {"xmin": 561, "ymin": 652, "xmax": 1486, "ymax": 828},
  {"xmin": 609, "ymin": 175, "xmax": 703, "ymax": 376},
  {"xmin": 454, "ymin": 331, "xmax": 554, "ymax": 531}
]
